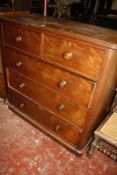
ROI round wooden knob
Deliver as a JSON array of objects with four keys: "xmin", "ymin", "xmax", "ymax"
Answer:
[
  {"xmin": 58, "ymin": 80, "xmax": 68, "ymax": 88},
  {"xmin": 15, "ymin": 36, "xmax": 22, "ymax": 42},
  {"xmin": 15, "ymin": 61, "xmax": 22, "ymax": 67},
  {"xmin": 19, "ymin": 83, "xmax": 25, "ymax": 89},
  {"xmin": 55, "ymin": 124, "xmax": 61, "ymax": 131},
  {"xmin": 57, "ymin": 104, "xmax": 65, "ymax": 111},
  {"xmin": 20, "ymin": 103, "xmax": 24, "ymax": 108},
  {"xmin": 63, "ymin": 52, "xmax": 73, "ymax": 60}
]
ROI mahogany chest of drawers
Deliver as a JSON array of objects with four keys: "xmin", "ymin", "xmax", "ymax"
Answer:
[{"xmin": 1, "ymin": 15, "xmax": 117, "ymax": 154}]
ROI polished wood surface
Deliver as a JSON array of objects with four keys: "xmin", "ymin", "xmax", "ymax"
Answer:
[
  {"xmin": 1, "ymin": 14, "xmax": 117, "ymax": 154},
  {"xmin": 1, "ymin": 15, "xmax": 117, "ymax": 48},
  {"xmin": 8, "ymin": 88, "xmax": 82, "ymax": 146},
  {"xmin": 7, "ymin": 69, "xmax": 87, "ymax": 129},
  {"xmin": 5, "ymin": 47, "xmax": 94, "ymax": 108},
  {"xmin": 0, "ymin": 11, "xmax": 30, "ymax": 98},
  {"xmin": 4, "ymin": 22, "xmax": 41, "ymax": 55},
  {"xmin": 43, "ymin": 33, "xmax": 105, "ymax": 80}
]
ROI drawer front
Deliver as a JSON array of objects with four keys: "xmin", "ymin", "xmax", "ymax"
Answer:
[
  {"xmin": 7, "ymin": 69, "xmax": 87, "ymax": 128},
  {"xmin": 5, "ymin": 47, "xmax": 94, "ymax": 107},
  {"xmin": 3, "ymin": 22, "xmax": 41, "ymax": 55},
  {"xmin": 43, "ymin": 34, "xmax": 104, "ymax": 80},
  {"xmin": 8, "ymin": 88, "xmax": 82, "ymax": 146}
]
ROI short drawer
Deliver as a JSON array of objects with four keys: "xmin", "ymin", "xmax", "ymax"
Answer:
[
  {"xmin": 3, "ymin": 22, "xmax": 41, "ymax": 55},
  {"xmin": 43, "ymin": 34, "xmax": 104, "ymax": 80},
  {"xmin": 7, "ymin": 69, "xmax": 87, "ymax": 129},
  {"xmin": 8, "ymin": 88, "xmax": 82, "ymax": 146},
  {"xmin": 5, "ymin": 47, "xmax": 94, "ymax": 108}
]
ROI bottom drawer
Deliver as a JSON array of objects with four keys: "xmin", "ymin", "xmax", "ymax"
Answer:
[{"xmin": 8, "ymin": 88, "xmax": 82, "ymax": 146}]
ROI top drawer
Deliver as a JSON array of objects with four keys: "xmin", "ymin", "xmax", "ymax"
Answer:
[
  {"xmin": 43, "ymin": 34, "xmax": 105, "ymax": 80},
  {"xmin": 3, "ymin": 22, "xmax": 41, "ymax": 55}
]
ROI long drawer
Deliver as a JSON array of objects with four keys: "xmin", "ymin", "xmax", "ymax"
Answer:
[
  {"xmin": 43, "ymin": 33, "xmax": 105, "ymax": 80},
  {"xmin": 7, "ymin": 69, "xmax": 87, "ymax": 129},
  {"xmin": 8, "ymin": 88, "xmax": 82, "ymax": 146},
  {"xmin": 3, "ymin": 22, "xmax": 41, "ymax": 55},
  {"xmin": 5, "ymin": 47, "xmax": 94, "ymax": 108}
]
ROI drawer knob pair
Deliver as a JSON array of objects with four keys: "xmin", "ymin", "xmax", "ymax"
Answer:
[
  {"xmin": 15, "ymin": 61, "xmax": 22, "ymax": 67},
  {"xmin": 15, "ymin": 36, "xmax": 22, "ymax": 42},
  {"xmin": 58, "ymin": 80, "xmax": 68, "ymax": 88},
  {"xmin": 63, "ymin": 52, "xmax": 73, "ymax": 60}
]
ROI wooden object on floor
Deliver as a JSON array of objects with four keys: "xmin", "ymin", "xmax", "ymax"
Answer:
[
  {"xmin": 0, "ymin": 15, "xmax": 117, "ymax": 155},
  {"xmin": 88, "ymin": 112, "xmax": 117, "ymax": 161},
  {"xmin": 88, "ymin": 91, "xmax": 117, "ymax": 160}
]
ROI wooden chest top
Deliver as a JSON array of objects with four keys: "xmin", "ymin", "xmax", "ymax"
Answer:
[{"xmin": 0, "ymin": 14, "xmax": 117, "ymax": 49}]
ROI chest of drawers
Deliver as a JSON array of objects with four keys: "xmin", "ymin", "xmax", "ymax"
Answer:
[{"xmin": 1, "ymin": 15, "xmax": 117, "ymax": 154}]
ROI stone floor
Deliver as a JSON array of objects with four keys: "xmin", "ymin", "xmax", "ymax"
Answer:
[{"xmin": 0, "ymin": 101, "xmax": 117, "ymax": 175}]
